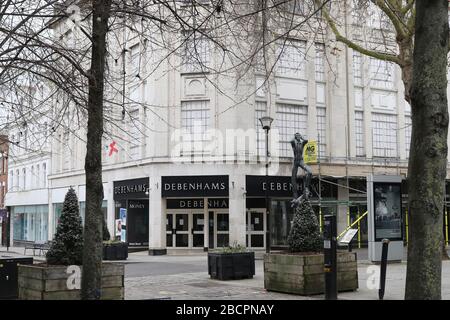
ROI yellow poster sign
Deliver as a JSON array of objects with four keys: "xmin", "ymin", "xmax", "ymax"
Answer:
[{"xmin": 303, "ymin": 140, "xmax": 318, "ymax": 164}]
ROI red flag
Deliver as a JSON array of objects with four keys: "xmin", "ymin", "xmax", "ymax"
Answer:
[{"xmin": 109, "ymin": 141, "xmax": 118, "ymax": 156}]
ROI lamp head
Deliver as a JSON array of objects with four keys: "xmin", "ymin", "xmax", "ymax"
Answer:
[{"xmin": 259, "ymin": 116, "xmax": 274, "ymax": 131}]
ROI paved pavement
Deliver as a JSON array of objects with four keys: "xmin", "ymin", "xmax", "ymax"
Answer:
[{"xmin": 3, "ymin": 245, "xmax": 450, "ymax": 300}]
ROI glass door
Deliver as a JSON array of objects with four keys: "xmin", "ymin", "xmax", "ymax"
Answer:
[
  {"xmin": 166, "ymin": 214, "xmax": 174, "ymax": 247},
  {"xmin": 246, "ymin": 209, "xmax": 265, "ymax": 249},
  {"xmin": 192, "ymin": 214, "xmax": 205, "ymax": 248},
  {"xmin": 216, "ymin": 212, "xmax": 229, "ymax": 248},
  {"xmin": 175, "ymin": 214, "xmax": 189, "ymax": 247}
]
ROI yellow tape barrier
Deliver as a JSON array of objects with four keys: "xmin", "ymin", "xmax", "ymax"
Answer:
[{"xmin": 337, "ymin": 211, "xmax": 368, "ymax": 240}]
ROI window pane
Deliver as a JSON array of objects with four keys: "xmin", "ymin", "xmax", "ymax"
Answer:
[
  {"xmin": 316, "ymin": 106, "xmax": 326, "ymax": 157},
  {"xmin": 372, "ymin": 113, "xmax": 398, "ymax": 158},
  {"xmin": 255, "ymin": 101, "xmax": 267, "ymax": 157},
  {"xmin": 181, "ymin": 100, "xmax": 210, "ymax": 154},
  {"xmin": 276, "ymin": 103, "xmax": 308, "ymax": 157},
  {"xmin": 370, "ymin": 58, "xmax": 395, "ymax": 89},
  {"xmin": 182, "ymin": 34, "xmax": 210, "ymax": 73},
  {"xmin": 355, "ymin": 111, "xmax": 365, "ymax": 156},
  {"xmin": 315, "ymin": 44, "xmax": 325, "ymax": 81},
  {"xmin": 405, "ymin": 116, "xmax": 412, "ymax": 158},
  {"xmin": 276, "ymin": 40, "xmax": 306, "ymax": 79}
]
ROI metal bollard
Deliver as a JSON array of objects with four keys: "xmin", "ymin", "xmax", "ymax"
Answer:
[
  {"xmin": 323, "ymin": 215, "xmax": 337, "ymax": 300},
  {"xmin": 379, "ymin": 238, "xmax": 390, "ymax": 300}
]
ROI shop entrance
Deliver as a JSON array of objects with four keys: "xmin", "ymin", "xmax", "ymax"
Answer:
[
  {"xmin": 166, "ymin": 210, "xmax": 229, "ymax": 249},
  {"xmin": 246, "ymin": 209, "xmax": 266, "ymax": 249},
  {"xmin": 166, "ymin": 213, "xmax": 205, "ymax": 248},
  {"xmin": 127, "ymin": 200, "xmax": 149, "ymax": 247}
]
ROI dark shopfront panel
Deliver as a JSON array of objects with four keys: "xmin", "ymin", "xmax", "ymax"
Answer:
[
  {"xmin": 245, "ymin": 175, "xmax": 338, "ymax": 248},
  {"xmin": 162, "ymin": 175, "xmax": 230, "ymax": 249},
  {"xmin": 114, "ymin": 178, "xmax": 149, "ymax": 247}
]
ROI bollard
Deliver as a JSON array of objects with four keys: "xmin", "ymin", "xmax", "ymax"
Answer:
[
  {"xmin": 379, "ymin": 238, "xmax": 390, "ymax": 300},
  {"xmin": 323, "ymin": 214, "xmax": 337, "ymax": 300}
]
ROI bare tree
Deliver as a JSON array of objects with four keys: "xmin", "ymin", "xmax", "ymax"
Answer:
[
  {"xmin": 1, "ymin": 0, "xmax": 328, "ymax": 299},
  {"xmin": 313, "ymin": 0, "xmax": 449, "ymax": 299}
]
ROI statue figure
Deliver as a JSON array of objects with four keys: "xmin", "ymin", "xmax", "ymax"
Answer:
[{"xmin": 290, "ymin": 133, "xmax": 312, "ymax": 208}]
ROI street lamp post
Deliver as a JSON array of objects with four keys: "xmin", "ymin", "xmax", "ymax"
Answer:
[{"xmin": 259, "ymin": 116, "xmax": 273, "ymax": 254}]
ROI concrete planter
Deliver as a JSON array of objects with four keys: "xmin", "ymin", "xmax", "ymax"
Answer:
[
  {"xmin": 18, "ymin": 263, "xmax": 124, "ymax": 300},
  {"xmin": 208, "ymin": 252, "xmax": 255, "ymax": 280},
  {"xmin": 264, "ymin": 252, "xmax": 358, "ymax": 295}
]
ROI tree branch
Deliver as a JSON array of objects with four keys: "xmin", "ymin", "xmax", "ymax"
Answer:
[{"xmin": 315, "ymin": 0, "xmax": 400, "ymax": 64}]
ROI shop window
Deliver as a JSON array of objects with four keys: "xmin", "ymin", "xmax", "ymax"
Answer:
[
  {"xmin": 12, "ymin": 205, "xmax": 48, "ymax": 242},
  {"xmin": 54, "ymin": 200, "xmax": 107, "ymax": 234}
]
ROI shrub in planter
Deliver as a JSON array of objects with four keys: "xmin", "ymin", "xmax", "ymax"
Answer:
[
  {"xmin": 264, "ymin": 199, "xmax": 358, "ymax": 295},
  {"xmin": 19, "ymin": 187, "xmax": 124, "ymax": 300},
  {"xmin": 208, "ymin": 242, "xmax": 255, "ymax": 280},
  {"xmin": 46, "ymin": 188, "xmax": 84, "ymax": 265},
  {"xmin": 287, "ymin": 200, "xmax": 322, "ymax": 253}
]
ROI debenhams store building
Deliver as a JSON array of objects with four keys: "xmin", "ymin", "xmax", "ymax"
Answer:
[{"xmin": 111, "ymin": 165, "xmax": 339, "ymax": 255}]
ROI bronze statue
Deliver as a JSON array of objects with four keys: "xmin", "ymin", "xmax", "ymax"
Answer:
[{"xmin": 290, "ymin": 133, "xmax": 312, "ymax": 208}]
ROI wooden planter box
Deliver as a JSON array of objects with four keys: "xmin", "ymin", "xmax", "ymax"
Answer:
[
  {"xmin": 264, "ymin": 252, "xmax": 358, "ymax": 295},
  {"xmin": 208, "ymin": 252, "xmax": 255, "ymax": 280},
  {"xmin": 18, "ymin": 263, "xmax": 124, "ymax": 300},
  {"xmin": 103, "ymin": 242, "xmax": 128, "ymax": 261}
]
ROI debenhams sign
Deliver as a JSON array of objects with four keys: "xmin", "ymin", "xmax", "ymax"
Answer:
[
  {"xmin": 162, "ymin": 175, "xmax": 229, "ymax": 197},
  {"xmin": 114, "ymin": 178, "xmax": 149, "ymax": 200}
]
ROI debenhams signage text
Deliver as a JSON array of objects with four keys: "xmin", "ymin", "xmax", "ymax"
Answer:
[
  {"xmin": 161, "ymin": 176, "xmax": 229, "ymax": 197},
  {"xmin": 262, "ymin": 182, "xmax": 292, "ymax": 192},
  {"xmin": 114, "ymin": 184, "xmax": 148, "ymax": 195},
  {"xmin": 113, "ymin": 178, "xmax": 149, "ymax": 200},
  {"xmin": 164, "ymin": 182, "xmax": 227, "ymax": 192}
]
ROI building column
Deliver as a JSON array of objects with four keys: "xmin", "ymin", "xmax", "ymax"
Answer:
[
  {"xmin": 148, "ymin": 176, "xmax": 166, "ymax": 255},
  {"xmin": 228, "ymin": 173, "xmax": 246, "ymax": 246},
  {"xmin": 204, "ymin": 197, "xmax": 209, "ymax": 251},
  {"xmin": 337, "ymin": 179, "xmax": 350, "ymax": 236}
]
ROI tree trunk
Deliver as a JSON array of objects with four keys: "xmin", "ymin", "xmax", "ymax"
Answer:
[
  {"xmin": 405, "ymin": 0, "xmax": 448, "ymax": 300},
  {"xmin": 398, "ymin": 42, "xmax": 413, "ymax": 104},
  {"xmin": 81, "ymin": 0, "xmax": 111, "ymax": 300}
]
